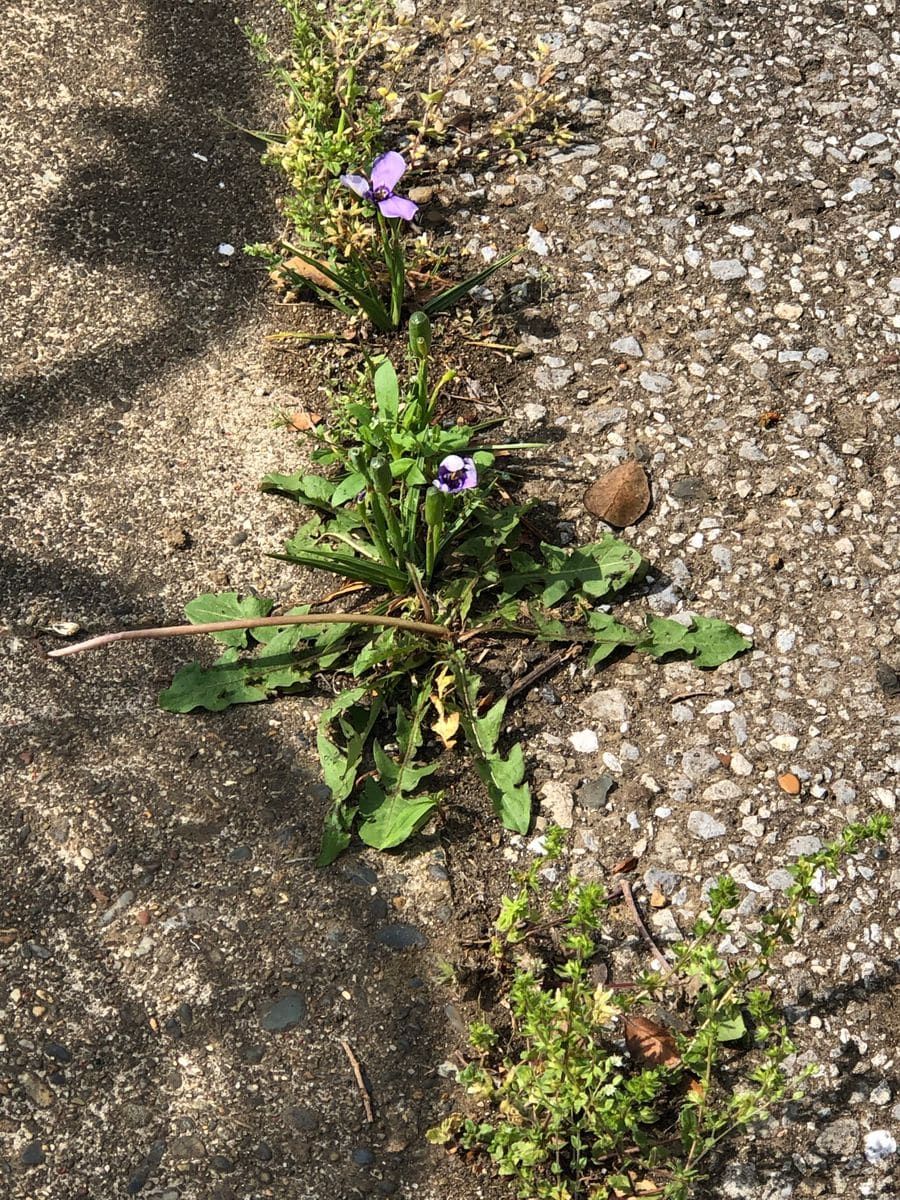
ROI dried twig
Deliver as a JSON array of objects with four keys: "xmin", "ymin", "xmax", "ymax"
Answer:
[
  {"xmin": 502, "ymin": 643, "xmax": 581, "ymax": 704},
  {"xmin": 619, "ymin": 880, "xmax": 672, "ymax": 975},
  {"xmin": 46, "ymin": 613, "xmax": 452, "ymax": 659},
  {"xmin": 340, "ymin": 1037, "xmax": 374, "ymax": 1123}
]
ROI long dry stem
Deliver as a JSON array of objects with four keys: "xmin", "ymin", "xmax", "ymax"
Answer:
[{"xmin": 46, "ymin": 613, "xmax": 452, "ymax": 659}]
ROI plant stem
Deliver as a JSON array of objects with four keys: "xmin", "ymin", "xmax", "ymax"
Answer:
[{"xmin": 46, "ymin": 613, "xmax": 452, "ymax": 659}]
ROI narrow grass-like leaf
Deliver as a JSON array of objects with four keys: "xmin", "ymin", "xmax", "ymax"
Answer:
[
  {"xmin": 422, "ymin": 249, "xmax": 521, "ymax": 316},
  {"xmin": 281, "ymin": 244, "xmax": 393, "ymax": 330}
]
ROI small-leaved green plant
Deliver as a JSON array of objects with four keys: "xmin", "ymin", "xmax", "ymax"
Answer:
[
  {"xmin": 428, "ymin": 816, "xmax": 892, "ymax": 1199},
  {"xmin": 159, "ymin": 315, "xmax": 751, "ymax": 863},
  {"xmin": 244, "ymin": 2, "xmax": 520, "ymax": 330}
]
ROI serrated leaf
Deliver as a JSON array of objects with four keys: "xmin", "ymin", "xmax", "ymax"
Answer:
[
  {"xmin": 502, "ymin": 538, "xmax": 646, "ymax": 606},
  {"xmin": 184, "ymin": 593, "xmax": 273, "ymax": 647},
  {"xmin": 635, "ymin": 615, "xmax": 751, "ymax": 667},
  {"xmin": 683, "ymin": 615, "xmax": 752, "ymax": 667},
  {"xmin": 372, "ymin": 739, "xmax": 438, "ymax": 794},
  {"xmin": 317, "ymin": 800, "xmax": 357, "ymax": 866},
  {"xmin": 252, "ymin": 606, "xmax": 310, "ymax": 643},
  {"xmin": 635, "ymin": 615, "xmax": 694, "ymax": 659},
  {"xmin": 473, "ymin": 743, "xmax": 532, "ymax": 833},
  {"xmin": 260, "ymin": 471, "xmax": 335, "ymax": 509},
  {"xmin": 586, "ymin": 610, "xmax": 640, "ymax": 666},
  {"xmin": 351, "ymin": 628, "xmax": 397, "ymax": 676},
  {"xmin": 159, "ymin": 650, "xmax": 271, "ymax": 712},
  {"xmin": 357, "ymin": 778, "xmax": 440, "ymax": 850},
  {"xmin": 473, "ymin": 697, "xmax": 507, "ymax": 756}
]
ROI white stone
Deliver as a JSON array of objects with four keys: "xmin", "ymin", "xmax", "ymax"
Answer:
[
  {"xmin": 625, "ymin": 266, "xmax": 652, "ymax": 288},
  {"xmin": 729, "ymin": 753, "xmax": 753, "ymax": 777},
  {"xmin": 569, "ymin": 729, "xmax": 599, "ymax": 753},
  {"xmin": 608, "ymin": 109, "xmax": 645, "ymax": 134},
  {"xmin": 580, "ymin": 688, "xmax": 629, "ymax": 725},
  {"xmin": 710, "ymin": 258, "xmax": 747, "ymax": 281},
  {"xmin": 217, "ymin": 243, "xmax": 235, "ymax": 256},
  {"xmin": 539, "ymin": 781, "xmax": 575, "ymax": 828},
  {"xmin": 527, "ymin": 226, "xmax": 550, "ymax": 256},
  {"xmin": 522, "ymin": 402, "xmax": 547, "ymax": 422},
  {"xmin": 638, "ymin": 371, "xmax": 672, "ymax": 394},
  {"xmin": 688, "ymin": 810, "xmax": 727, "ymax": 839},
  {"xmin": 856, "ymin": 131, "xmax": 887, "ymax": 147},
  {"xmin": 864, "ymin": 1130, "xmax": 897, "ymax": 1164},
  {"xmin": 770, "ymin": 734, "xmax": 799, "ymax": 752},
  {"xmin": 773, "ymin": 301, "xmax": 803, "ymax": 320},
  {"xmin": 701, "ymin": 779, "xmax": 743, "ymax": 803},
  {"xmin": 610, "ymin": 335, "xmax": 643, "ymax": 358}
]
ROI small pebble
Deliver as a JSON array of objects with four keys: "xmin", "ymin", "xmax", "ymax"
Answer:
[
  {"xmin": 864, "ymin": 1130, "xmax": 897, "ymax": 1164},
  {"xmin": 625, "ymin": 266, "xmax": 652, "ymax": 288},
  {"xmin": 569, "ymin": 729, "xmax": 599, "ymax": 753},
  {"xmin": 709, "ymin": 258, "xmax": 747, "ymax": 281},
  {"xmin": 610, "ymin": 335, "xmax": 643, "ymax": 358},
  {"xmin": 687, "ymin": 811, "xmax": 727, "ymax": 839},
  {"xmin": 376, "ymin": 925, "xmax": 427, "ymax": 950}
]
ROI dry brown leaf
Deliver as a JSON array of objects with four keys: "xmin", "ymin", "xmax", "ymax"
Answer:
[
  {"xmin": 285, "ymin": 410, "xmax": 323, "ymax": 432},
  {"xmin": 612, "ymin": 1182, "xmax": 664, "ymax": 1199},
  {"xmin": 314, "ymin": 581, "xmax": 368, "ymax": 604},
  {"xmin": 274, "ymin": 255, "xmax": 340, "ymax": 292},
  {"xmin": 583, "ymin": 459, "xmax": 651, "ymax": 527},
  {"xmin": 610, "ymin": 855, "xmax": 638, "ymax": 876},
  {"xmin": 430, "ymin": 706, "xmax": 460, "ymax": 750},
  {"xmin": 623, "ymin": 1014, "xmax": 681, "ymax": 1068}
]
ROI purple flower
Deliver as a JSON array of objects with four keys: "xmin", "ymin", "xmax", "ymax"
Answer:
[
  {"xmin": 433, "ymin": 454, "xmax": 477, "ymax": 494},
  {"xmin": 339, "ymin": 151, "xmax": 419, "ymax": 221}
]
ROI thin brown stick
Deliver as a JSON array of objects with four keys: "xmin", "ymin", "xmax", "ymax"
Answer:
[
  {"xmin": 45, "ymin": 613, "xmax": 452, "ymax": 659},
  {"xmin": 405, "ymin": 561, "xmax": 434, "ymax": 625},
  {"xmin": 502, "ymin": 643, "xmax": 581, "ymax": 704},
  {"xmin": 340, "ymin": 1037, "xmax": 374, "ymax": 1123},
  {"xmin": 619, "ymin": 880, "xmax": 672, "ymax": 975}
]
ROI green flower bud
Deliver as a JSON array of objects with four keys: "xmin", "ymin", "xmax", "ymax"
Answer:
[
  {"xmin": 424, "ymin": 485, "xmax": 446, "ymax": 529},
  {"xmin": 408, "ymin": 311, "xmax": 432, "ymax": 359},
  {"xmin": 368, "ymin": 456, "xmax": 393, "ymax": 494}
]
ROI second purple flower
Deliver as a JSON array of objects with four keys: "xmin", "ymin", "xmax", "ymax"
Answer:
[{"xmin": 433, "ymin": 455, "xmax": 477, "ymax": 495}]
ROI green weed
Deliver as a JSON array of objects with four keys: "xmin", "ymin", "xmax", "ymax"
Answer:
[{"xmin": 429, "ymin": 816, "xmax": 892, "ymax": 1199}]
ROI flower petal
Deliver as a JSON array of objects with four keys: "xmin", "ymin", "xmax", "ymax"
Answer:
[
  {"xmin": 440, "ymin": 455, "xmax": 465, "ymax": 473},
  {"xmin": 378, "ymin": 194, "xmax": 419, "ymax": 221},
  {"xmin": 339, "ymin": 173, "xmax": 370, "ymax": 198},
  {"xmin": 460, "ymin": 458, "xmax": 478, "ymax": 489},
  {"xmin": 369, "ymin": 151, "xmax": 408, "ymax": 192},
  {"xmin": 381, "ymin": 193, "xmax": 422, "ymax": 222}
]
